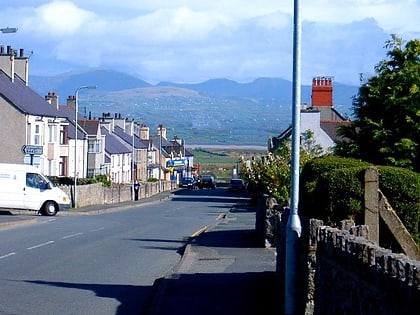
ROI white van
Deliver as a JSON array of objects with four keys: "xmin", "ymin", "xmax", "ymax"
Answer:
[{"xmin": 0, "ymin": 163, "xmax": 70, "ymax": 216}]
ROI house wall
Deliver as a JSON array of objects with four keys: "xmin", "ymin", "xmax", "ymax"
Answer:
[
  {"xmin": 301, "ymin": 111, "xmax": 334, "ymax": 152},
  {"xmin": 0, "ymin": 99, "xmax": 26, "ymax": 163},
  {"xmin": 110, "ymin": 152, "xmax": 131, "ymax": 184},
  {"xmin": 136, "ymin": 149, "xmax": 148, "ymax": 181}
]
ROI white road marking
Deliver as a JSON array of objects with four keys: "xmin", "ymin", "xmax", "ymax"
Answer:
[
  {"xmin": 61, "ymin": 232, "xmax": 84, "ymax": 239},
  {"xmin": 4, "ymin": 227, "xmax": 105, "ymax": 258},
  {"xmin": 0, "ymin": 252, "xmax": 16, "ymax": 259},
  {"xmin": 90, "ymin": 227, "xmax": 105, "ymax": 232},
  {"xmin": 27, "ymin": 240, "xmax": 55, "ymax": 250}
]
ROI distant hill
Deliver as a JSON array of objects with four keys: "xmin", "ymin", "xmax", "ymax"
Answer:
[
  {"xmin": 30, "ymin": 69, "xmax": 151, "ymax": 98},
  {"xmin": 158, "ymin": 77, "xmax": 357, "ymax": 106},
  {"xmin": 29, "ymin": 69, "xmax": 359, "ymax": 146}
]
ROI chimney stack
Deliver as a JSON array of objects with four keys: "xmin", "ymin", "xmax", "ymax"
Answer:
[
  {"xmin": 45, "ymin": 92, "xmax": 59, "ymax": 110},
  {"xmin": 140, "ymin": 124, "xmax": 150, "ymax": 140},
  {"xmin": 157, "ymin": 125, "xmax": 167, "ymax": 140},
  {"xmin": 311, "ymin": 76, "xmax": 333, "ymax": 107},
  {"xmin": 67, "ymin": 95, "xmax": 76, "ymax": 109},
  {"xmin": 0, "ymin": 45, "xmax": 29, "ymax": 85}
]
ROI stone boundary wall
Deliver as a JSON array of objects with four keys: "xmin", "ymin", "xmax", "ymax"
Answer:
[
  {"xmin": 310, "ymin": 220, "xmax": 420, "ymax": 315},
  {"xmin": 59, "ymin": 181, "xmax": 177, "ymax": 208},
  {"xmin": 255, "ymin": 195, "xmax": 420, "ymax": 315}
]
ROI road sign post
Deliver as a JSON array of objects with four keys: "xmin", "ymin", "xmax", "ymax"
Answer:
[{"xmin": 21, "ymin": 145, "xmax": 43, "ymax": 165}]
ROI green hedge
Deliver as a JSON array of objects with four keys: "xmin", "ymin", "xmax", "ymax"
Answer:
[
  {"xmin": 377, "ymin": 166, "xmax": 420, "ymax": 243},
  {"xmin": 48, "ymin": 175, "xmax": 111, "ymax": 187},
  {"xmin": 299, "ymin": 155, "xmax": 420, "ymax": 245}
]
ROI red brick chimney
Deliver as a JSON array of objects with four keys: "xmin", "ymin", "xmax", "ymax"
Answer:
[{"xmin": 311, "ymin": 76, "xmax": 333, "ymax": 107}]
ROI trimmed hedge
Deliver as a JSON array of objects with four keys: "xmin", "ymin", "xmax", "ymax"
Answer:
[
  {"xmin": 299, "ymin": 155, "xmax": 420, "ymax": 245},
  {"xmin": 377, "ymin": 166, "xmax": 420, "ymax": 244}
]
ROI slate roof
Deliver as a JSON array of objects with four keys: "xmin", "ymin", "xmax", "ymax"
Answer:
[
  {"xmin": 101, "ymin": 127, "xmax": 132, "ymax": 155},
  {"xmin": 113, "ymin": 125, "xmax": 148, "ymax": 150},
  {"xmin": 78, "ymin": 119, "xmax": 100, "ymax": 135},
  {"xmin": 169, "ymin": 139, "xmax": 193, "ymax": 157},
  {"xmin": 320, "ymin": 120, "xmax": 352, "ymax": 142},
  {"xmin": 0, "ymin": 71, "xmax": 63, "ymax": 117}
]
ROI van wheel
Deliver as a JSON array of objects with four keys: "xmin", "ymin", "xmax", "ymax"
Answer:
[{"xmin": 43, "ymin": 201, "xmax": 57, "ymax": 216}]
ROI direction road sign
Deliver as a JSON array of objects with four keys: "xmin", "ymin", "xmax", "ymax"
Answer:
[{"xmin": 21, "ymin": 145, "xmax": 43, "ymax": 155}]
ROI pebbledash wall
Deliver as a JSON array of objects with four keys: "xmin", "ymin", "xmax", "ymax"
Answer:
[
  {"xmin": 256, "ymin": 195, "xmax": 420, "ymax": 315},
  {"xmin": 59, "ymin": 181, "xmax": 177, "ymax": 208}
]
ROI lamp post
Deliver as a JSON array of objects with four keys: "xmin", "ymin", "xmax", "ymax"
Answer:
[
  {"xmin": 158, "ymin": 124, "xmax": 163, "ymax": 193},
  {"xmin": 74, "ymin": 85, "xmax": 96, "ymax": 208},
  {"xmin": 285, "ymin": 0, "xmax": 302, "ymax": 314},
  {"xmin": 132, "ymin": 120, "xmax": 135, "ymax": 201},
  {"xmin": 0, "ymin": 27, "xmax": 18, "ymax": 34}
]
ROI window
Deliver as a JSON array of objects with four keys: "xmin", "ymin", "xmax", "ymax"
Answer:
[
  {"xmin": 34, "ymin": 124, "xmax": 41, "ymax": 145},
  {"xmin": 88, "ymin": 140, "xmax": 101, "ymax": 153},
  {"xmin": 26, "ymin": 173, "xmax": 44, "ymax": 189},
  {"xmin": 60, "ymin": 125, "xmax": 68, "ymax": 145},
  {"xmin": 48, "ymin": 125, "xmax": 57, "ymax": 143},
  {"xmin": 59, "ymin": 156, "xmax": 67, "ymax": 176}
]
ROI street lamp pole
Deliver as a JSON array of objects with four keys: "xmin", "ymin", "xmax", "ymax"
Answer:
[
  {"xmin": 0, "ymin": 27, "xmax": 18, "ymax": 34},
  {"xmin": 158, "ymin": 124, "xmax": 162, "ymax": 193},
  {"xmin": 132, "ymin": 120, "xmax": 135, "ymax": 201},
  {"xmin": 74, "ymin": 85, "xmax": 96, "ymax": 208},
  {"xmin": 285, "ymin": 0, "xmax": 302, "ymax": 314}
]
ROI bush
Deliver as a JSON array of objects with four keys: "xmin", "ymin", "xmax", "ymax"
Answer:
[
  {"xmin": 299, "ymin": 155, "xmax": 420, "ymax": 245},
  {"xmin": 377, "ymin": 166, "xmax": 420, "ymax": 244},
  {"xmin": 299, "ymin": 156, "xmax": 370, "ymax": 225},
  {"xmin": 88, "ymin": 174, "xmax": 111, "ymax": 187}
]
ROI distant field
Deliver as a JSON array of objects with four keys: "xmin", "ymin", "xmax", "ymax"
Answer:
[{"xmin": 191, "ymin": 146, "xmax": 266, "ymax": 182}]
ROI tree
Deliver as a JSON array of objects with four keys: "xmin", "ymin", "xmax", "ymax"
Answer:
[{"xmin": 335, "ymin": 35, "xmax": 420, "ymax": 172}]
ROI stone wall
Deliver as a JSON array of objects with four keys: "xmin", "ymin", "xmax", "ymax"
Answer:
[
  {"xmin": 59, "ymin": 181, "xmax": 177, "ymax": 208},
  {"xmin": 312, "ymin": 221, "xmax": 420, "ymax": 314},
  {"xmin": 256, "ymin": 195, "xmax": 420, "ymax": 315}
]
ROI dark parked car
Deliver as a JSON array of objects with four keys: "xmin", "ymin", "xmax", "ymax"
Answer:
[
  {"xmin": 199, "ymin": 175, "xmax": 216, "ymax": 189},
  {"xmin": 228, "ymin": 178, "xmax": 246, "ymax": 192},
  {"xmin": 180, "ymin": 177, "xmax": 199, "ymax": 189}
]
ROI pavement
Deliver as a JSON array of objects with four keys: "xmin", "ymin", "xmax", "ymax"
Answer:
[
  {"xmin": 147, "ymin": 198, "xmax": 282, "ymax": 315},
  {"xmin": 0, "ymin": 191, "xmax": 282, "ymax": 315}
]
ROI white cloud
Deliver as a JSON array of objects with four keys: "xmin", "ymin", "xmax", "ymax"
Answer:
[
  {"xmin": 0, "ymin": 0, "xmax": 418, "ymax": 85},
  {"xmin": 303, "ymin": 0, "xmax": 419, "ymax": 36},
  {"xmin": 26, "ymin": 1, "xmax": 97, "ymax": 37}
]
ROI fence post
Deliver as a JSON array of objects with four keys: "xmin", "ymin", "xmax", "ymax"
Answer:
[{"xmin": 364, "ymin": 166, "xmax": 379, "ymax": 243}]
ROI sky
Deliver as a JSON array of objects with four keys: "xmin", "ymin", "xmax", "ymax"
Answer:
[{"xmin": 1, "ymin": 0, "xmax": 419, "ymax": 86}]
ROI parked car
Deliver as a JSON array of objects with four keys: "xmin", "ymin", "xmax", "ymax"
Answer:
[
  {"xmin": 228, "ymin": 178, "xmax": 246, "ymax": 192},
  {"xmin": 199, "ymin": 175, "xmax": 216, "ymax": 189},
  {"xmin": 180, "ymin": 177, "xmax": 199, "ymax": 189}
]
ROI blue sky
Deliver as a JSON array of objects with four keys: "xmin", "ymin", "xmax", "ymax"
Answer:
[{"xmin": 1, "ymin": 0, "xmax": 419, "ymax": 85}]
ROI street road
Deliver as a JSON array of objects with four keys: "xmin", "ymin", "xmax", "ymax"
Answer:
[{"xmin": 0, "ymin": 188, "xmax": 243, "ymax": 314}]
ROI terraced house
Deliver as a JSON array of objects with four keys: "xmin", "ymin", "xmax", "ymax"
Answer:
[
  {"xmin": 0, "ymin": 46, "xmax": 69, "ymax": 176},
  {"xmin": 0, "ymin": 44, "xmax": 192, "ymax": 184}
]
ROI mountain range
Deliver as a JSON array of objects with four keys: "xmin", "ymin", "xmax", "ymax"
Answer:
[{"xmin": 29, "ymin": 69, "xmax": 359, "ymax": 146}]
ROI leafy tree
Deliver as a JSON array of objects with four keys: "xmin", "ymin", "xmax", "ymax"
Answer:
[{"xmin": 335, "ymin": 35, "xmax": 420, "ymax": 172}]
